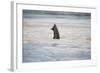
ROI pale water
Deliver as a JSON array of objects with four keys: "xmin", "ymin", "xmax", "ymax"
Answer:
[{"xmin": 22, "ymin": 10, "xmax": 91, "ymax": 63}]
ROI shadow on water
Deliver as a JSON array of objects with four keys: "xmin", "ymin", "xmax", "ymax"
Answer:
[{"xmin": 51, "ymin": 43, "xmax": 59, "ymax": 47}]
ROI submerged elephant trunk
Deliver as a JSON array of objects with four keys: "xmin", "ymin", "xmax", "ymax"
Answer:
[{"xmin": 51, "ymin": 24, "xmax": 60, "ymax": 39}]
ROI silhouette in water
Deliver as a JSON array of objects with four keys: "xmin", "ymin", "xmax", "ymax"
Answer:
[{"xmin": 51, "ymin": 24, "xmax": 60, "ymax": 39}]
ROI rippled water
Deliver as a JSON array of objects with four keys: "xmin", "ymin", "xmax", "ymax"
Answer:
[
  {"xmin": 22, "ymin": 10, "xmax": 91, "ymax": 63},
  {"xmin": 23, "ymin": 42, "xmax": 91, "ymax": 62}
]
